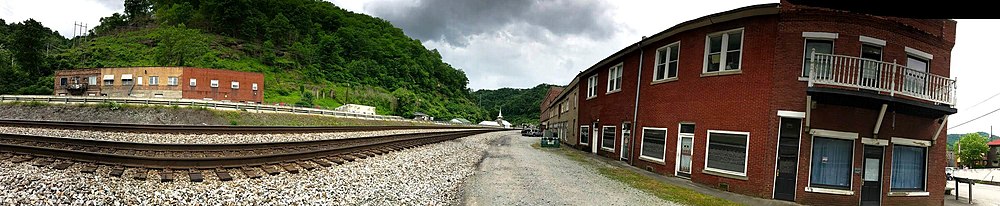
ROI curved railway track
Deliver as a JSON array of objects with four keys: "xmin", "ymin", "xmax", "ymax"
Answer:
[
  {"xmin": 0, "ymin": 119, "xmax": 507, "ymax": 182},
  {"xmin": 0, "ymin": 119, "xmax": 483, "ymax": 134}
]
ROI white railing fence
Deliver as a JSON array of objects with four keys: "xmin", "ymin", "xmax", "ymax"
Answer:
[{"xmin": 808, "ymin": 51, "xmax": 956, "ymax": 105}]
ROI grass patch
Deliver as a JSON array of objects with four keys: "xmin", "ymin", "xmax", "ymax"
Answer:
[
  {"xmin": 530, "ymin": 142, "xmax": 541, "ymax": 149},
  {"xmin": 540, "ymin": 146, "xmax": 741, "ymax": 206}
]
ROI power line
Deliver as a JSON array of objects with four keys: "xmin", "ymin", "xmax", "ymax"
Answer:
[
  {"xmin": 966, "ymin": 90, "xmax": 1000, "ymax": 110},
  {"xmin": 949, "ymin": 105, "xmax": 1000, "ymax": 130}
]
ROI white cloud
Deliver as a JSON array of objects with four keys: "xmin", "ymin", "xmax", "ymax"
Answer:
[{"xmin": 1, "ymin": 0, "xmax": 122, "ymax": 38}]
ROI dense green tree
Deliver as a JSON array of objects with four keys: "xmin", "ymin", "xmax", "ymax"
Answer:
[
  {"xmin": 153, "ymin": 25, "xmax": 209, "ymax": 66},
  {"xmin": 91, "ymin": 13, "xmax": 129, "ymax": 36},
  {"xmin": 958, "ymin": 132, "xmax": 989, "ymax": 167},
  {"xmin": 10, "ymin": 19, "xmax": 49, "ymax": 77},
  {"xmin": 156, "ymin": 2, "xmax": 194, "ymax": 26},
  {"xmin": 266, "ymin": 13, "xmax": 296, "ymax": 48},
  {"xmin": 125, "ymin": 0, "xmax": 153, "ymax": 20}
]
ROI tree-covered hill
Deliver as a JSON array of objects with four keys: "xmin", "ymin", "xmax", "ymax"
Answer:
[
  {"xmin": 473, "ymin": 84, "xmax": 560, "ymax": 126},
  {"xmin": 1, "ymin": 0, "xmax": 491, "ymax": 121},
  {"xmin": 947, "ymin": 132, "xmax": 999, "ymax": 150}
]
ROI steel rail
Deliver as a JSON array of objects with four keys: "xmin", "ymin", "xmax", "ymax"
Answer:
[{"xmin": 0, "ymin": 119, "xmax": 486, "ymax": 134}]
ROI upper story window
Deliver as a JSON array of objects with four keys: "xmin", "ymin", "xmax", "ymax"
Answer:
[
  {"xmin": 210, "ymin": 79, "xmax": 220, "ymax": 88},
  {"xmin": 607, "ymin": 63, "xmax": 623, "ymax": 93},
  {"xmin": 587, "ymin": 75, "xmax": 598, "ymax": 99},
  {"xmin": 88, "ymin": 76, "xmax": 97, "ymax": 85},
  {"xmin": 231, "ymin": 81, "xmax": 240, "ymax": 89},
  {"xmin": 60, "ymin": 78, "xmax": 67, "ymax": 86},
  {"xmin": 654, "ymin": 42, "xmax": 680, "ymax": 81},
  {"xmin": 103, "ymin": 75, "xmax": 114, "ymax": 86},
  {"xmin": 903, "ymin": 47, "xmax": 933, "ymax": 95},
  {"xmin": 859, "ymin": 43, "xmax": 883, "ymax": 87},
  {"xmin": 252, "ymin": 83, "xmax": 259, "ymax": 91},
  {"xmin": 189, "ymin": 78, "xmax": 197, "ymax": 87},
  {"xmin": 704, "ymin": 28, "xmax": 743, "ymax": 73},
  {"xmin": 121, "ymin": 74, "xmax": 133, "ymax": 86},
  {"xmin": 803, "ymin": 39, "xmax": 834, "ymax": 77},
  {"xmin": 168, "ymin": 77, "xmax": 179, "ymax": 86},
  {"xmin": 149, "ymin": 76, "xmax": 159, "ymax": 85}
]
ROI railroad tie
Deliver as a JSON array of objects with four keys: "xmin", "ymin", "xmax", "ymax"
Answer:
[
  {"xmin": 329, "ymin": 157, "xmax": 346, "ymax": 165},
  {"xmin": 52, "ymin": 161, "xmax": 73, "ymax": 170},
  {"xmin": 11, "ymin": 156, "xmax": 34, "ymax": 163},
  {"xmin": 109, "ymin": 167, "xmax": 125, "ymax": 177},
  {"xmin": 0, "ymin": 153, "xmax": 11, "ymax": 160},
  {"xmin": 159, "ymin": 169, "xmax": 174, "ymax": 182},
  {"xmin": 262, "ymin": 165, "xmax": 281, "ymax": 176},
  {"xmin": 281, "ymin": 164, "xmax": 300, "ymax": 174},
  {"xmin": 352, "ymin": 153, "xmax": 368, "ymax": 159},
  {"xmin": 188, "ymin": 169, "xmax": 204, "ymax": 182},
  {"xmin": 340, "ymin": 155, "xmax": 356, "ymax": 162},
  {"xmin": 216, "ymin": 170, "xmax": 233, "ymax": 181},
  {"xmin": 314, "ymin": 159, "xmax": 333, "ymax": 167},
  {"xmin": 80, "ymin": 165, "xmax": 98, "ymax": 174},
  {"xmin": 242, "ymin": 167, "xmax": 262, "ymax": 179},
  {"xmin": 298, "ymin": 161, "xmax": 317, "ymax": 170},
  {"xmin": 364, "ymin": 151, "xmax": 377, "ymax": 157},
  {"xmin": 133, "ymin": 168, "xmax": 148, "ymax": 181},
  {"xmin": 32, "ymin": 158, "xmax": 54, "ymax": 167}
]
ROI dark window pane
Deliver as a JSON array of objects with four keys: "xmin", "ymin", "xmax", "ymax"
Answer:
[
  {"xmin": 680, "ymin": 124, "xmax": 695, "ymax": 134},
  {"xmin": 580, "ymin": 127, "xmax": 589, "ymax": 144},
  {"xmin": 709, "ymin": 35, "xmax": 722, "ymax": 53},
  {"xmin": 602, "ymin": 127, "xmax": 615, "ymax": 149},
  {"xmin": 658, "ymin": 49, "xmax": 668, "ymax": 65},
  {"xmin": 641, "ymin": 129, "xmax": 666, "ymax": 160},
  {"xmin": 810, "ymin": 137, "xmax": 853, "ymax": 189},
  {"xmin": 669, "ymin": 45, "xmax": 679, "ymax": 60},
  {"xmin": 707, "ymin": 132, "xmax": 747, "ymax": 173},
  {"xmin": 725, "ymin": 51, "xmax": 741, "ymax": 70},
  {"xmin": 668, "ymin": 62, "xmax": 678, "ymax": 78},
  {"xmin": 655, "ymin": 65, "xmax": 665, "ymax": 80},
  {"xmin": 707, "ymin": 54, "xmax": 721, "ymax": 72},
  {"xmin": 861, "ymin": 44, "xmax": 882, "ymax": 61},
  {"xmin": 727, "ymin": 31, "xmax": 742, "ymax": 51},
  {"xmin": 803, "ymin": 40, "xmax": 833, "ymax": 77}
]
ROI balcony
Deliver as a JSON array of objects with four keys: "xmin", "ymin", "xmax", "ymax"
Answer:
[
  {"xmin": 806, "ymin": 52, "xmax": 956, "ymax": 117},
  {"xmin": 807, "ymin": 52, "xmax": 956, "ymax": 106}
]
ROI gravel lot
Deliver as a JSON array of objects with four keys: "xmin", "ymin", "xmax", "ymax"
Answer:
[
  {"xmin": 0, "ymin": 126, "xmax": 475, "ymax": 144},
  {"xmin": 461, "ymin": 133, "xmax": 676, "ymax": 206},
  {"xmin": 0, "ymin": 131, "xmax": 508, "ymax": 205}
]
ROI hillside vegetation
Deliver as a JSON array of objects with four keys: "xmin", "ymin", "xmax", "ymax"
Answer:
[{"xmin": 1, "ymin": 0, "xmax": 488, "ymax": 121}]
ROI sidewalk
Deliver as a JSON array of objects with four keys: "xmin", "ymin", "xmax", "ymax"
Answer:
[{"xmin": 561, "ymin": 144, "xmax": 801, "ymax": 206}]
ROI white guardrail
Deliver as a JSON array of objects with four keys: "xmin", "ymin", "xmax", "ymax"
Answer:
[{"xmin": 0, "ymin": 95, "xmax": 453, "ymax": 124}]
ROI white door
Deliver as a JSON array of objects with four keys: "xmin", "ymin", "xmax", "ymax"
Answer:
[
  {"xmin": 591, "ymin": 123, "xmax": 599, "ymax": 153},
  {"xmin": 620, "ymin": 122, "xmax": 632, "ymax": 160}
]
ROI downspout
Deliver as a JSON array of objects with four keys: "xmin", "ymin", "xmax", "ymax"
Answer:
[{"xmin": 630, "ymin": 36, "xmax": 647, "ymax": 165}]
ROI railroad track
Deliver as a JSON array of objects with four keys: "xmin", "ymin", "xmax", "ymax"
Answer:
[
  {"xmin": 0, "ymin": 119, "xmax": 482, "ymax": 134},
  {"xmin": 0, "ymin": 129, "xmax": 501, "ymax": 182}
]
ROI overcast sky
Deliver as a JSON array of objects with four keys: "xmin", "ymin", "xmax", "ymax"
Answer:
[{"xmin": 2, "ymin": 0, "xmax": 998, "ymax": 134}]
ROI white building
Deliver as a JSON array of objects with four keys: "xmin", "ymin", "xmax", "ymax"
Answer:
[{"xmin": 334, "ymin": 104, "xmax": 376, "ymax": 115}]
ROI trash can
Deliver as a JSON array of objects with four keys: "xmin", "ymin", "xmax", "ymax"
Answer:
[{"xmin": 540, "ymin": 131, "xmax": 560, "ymax": 148}]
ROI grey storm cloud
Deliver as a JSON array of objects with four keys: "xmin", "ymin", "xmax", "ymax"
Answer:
[
  {"xmin": 366, "ymin": 0, "xmax": 618, "ymax": 46},
  {"xmin": 91, "ymin": 0, "xmax": 124, "ymax": 11}
]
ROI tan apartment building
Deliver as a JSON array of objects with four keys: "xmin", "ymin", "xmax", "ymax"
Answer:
[{"xmin": 542, "ymin": 77, "xmax": 579, "ymax": 145}]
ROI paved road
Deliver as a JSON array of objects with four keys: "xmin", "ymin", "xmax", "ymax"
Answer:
[
  {"xmin": 946, "ymin": 180, "xmax": 1000, "ymax": 206},
  {"xmin": 461, "ymin": 133, "xmax": 676, "ymax": 206}
]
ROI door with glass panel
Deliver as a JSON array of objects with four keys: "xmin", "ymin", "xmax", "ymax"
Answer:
[
  {"xmin": 904, "ymin": 55, "xmax": 929, "ymax": 95},
  {"xmin": 676, "ymin": 123, "xmax": 695, "ymax": 178},
  {"xmin": 773, "ymin": 118, "xmax": 801, "ymax": 201},
  {"xmin": 861, "ymin": 145, "xmax": 884, "ymax": 206},
  {"xmin": 620, "ymin": 122, "xmax": 632, "ymax": 161},
  {"xmin": 591, "ymin": 122, "xmax": 599, "ymax": 154},
  {"xmin": 860, "ymin": 44, "xmax": 883, "ymax": 89}
]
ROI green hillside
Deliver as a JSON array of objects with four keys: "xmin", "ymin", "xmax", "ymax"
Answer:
[
  {"xmin": 473, "ymin": 84, "xmax": 559, "ymax": 126},
  {"xmin": 0, "ymin": 0, "xmax": 490, "ymax": 121}
]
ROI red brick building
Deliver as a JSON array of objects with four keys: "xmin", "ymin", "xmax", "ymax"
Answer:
[
  {"xmin": 570, "ymin": 1, "xmax": 956, "ymax": 205},
  {"xmin": 54, "ymin": 67, "xmax": 264, "ymax": 103}
]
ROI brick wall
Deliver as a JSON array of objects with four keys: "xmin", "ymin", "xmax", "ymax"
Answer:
[{"xmin": 180, "ymin": 68, "xmax": 264, "ymax": 103}]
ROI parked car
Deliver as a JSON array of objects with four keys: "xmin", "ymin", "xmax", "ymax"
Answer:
[
  {"xmin": 529, "ymin": 129, "xmax": 543, "ymax": 137},
  {"xmin": 521, "ymin": 128, "xmax": 531, "ymax": 136},
  {"xmin": 945, "ymin": 167, "xmax": 955, "ymax": 181}
]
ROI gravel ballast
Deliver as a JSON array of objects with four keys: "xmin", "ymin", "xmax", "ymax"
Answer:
[
  {"xmin": 461, "ymin": 133, "xmax": 677, "ymax": 205},
  {"xmin": 0, "ymin": 131, "xmax": 508, "ymax": 205},
  {"xmin": 0, "ymin": 126, "xmax": 475, "ymax": 144}
]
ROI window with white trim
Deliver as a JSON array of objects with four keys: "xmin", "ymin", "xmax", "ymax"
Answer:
[
  {"xmin": 88, "ymin": 76, "xmax": 97, "ymax": 85},
  {"xmin": 891, "ymin": 145, "xmax": 926, "ymax": 191},
  {"xmin": 210, "ymin": 80, "xmax": 219, "ymax": 88},
  {"xmin": 168, "ymin": 77, "xmax": 179, "ymax": 86},
  {"xmin": 231, "ymin": 81, "xmax": 240, "ymax": 89},
  {"xmin": 189, "ymin": 78, "xmax": 197, "ymax": 87},
  {"xmin": 607, "ymin": 64, "xmax": 622, "ymax": 92},
  {"xmin": 904, "ymin": 55, "xmax": 929, "ymax": 95},
  {"xmin": 580, "ymin": 125, "xmax": 590, "ymax": 145},
  {"xmin": 252, "ymin": 83, "xmax": 258, "ymax": 91},
  {"xmin": 704, "ymin": 29, "xmax": 743, "ymax": 73},
  {"xmin": 803, "ymin": 39, "xmax": 833, "ymax": 77},
  {"xmin": 654, "ymin": 42, "xmax": 680, "ymax": 81},
  {"xmin": 601, "ymin": 126, "xmax": 616, "ymax": 151},
  {"xmin": 149, "ymin": 76, "xmax": 159, "ymax": 85},
  {"xmin": 587, "ymin": 75, "xmax": 598, "ymax": 98},
  {"xmin": 705, "ymin": 130, "xmax": 749, "ymax": 176},
  {"xmin": 810, "ymin": 137, "xmax": 853, "ymax": 189},
  {"xmin": 640, "ymin": 127, "xmax": 667, "ymax": 162}
]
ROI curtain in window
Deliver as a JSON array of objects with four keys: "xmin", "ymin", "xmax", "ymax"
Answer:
[
  {"xmin": 810, "ymin": 137, "xmax": 852, "ymax": 188},
  {"xmin": 891, "ymin": 145, "xmax": 926, "ymax": 191},
  {"xmin": 641, "ymin": 129, "xmax": 666, "ymax": 160}
]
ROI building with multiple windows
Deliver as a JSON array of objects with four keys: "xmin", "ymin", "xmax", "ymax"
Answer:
[
  {"xmin": 564, "ymin": 1, "xmax": 956, "ymax": 205},
  {"xmin": 542, "ymin": 78, "xmax": 579, "ymax": 144},
  {"xmin": 54, "ymin": 67, "xmax": 264, "ymax": 104}
]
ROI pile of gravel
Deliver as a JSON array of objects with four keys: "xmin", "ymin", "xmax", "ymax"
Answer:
[
  {"xmin": 0, "ymin": 126, "xmax": 475, "ymax": 144},
  {"xmin": 0, "ymin": 131, "xmax": 509, "ymax": 205}
]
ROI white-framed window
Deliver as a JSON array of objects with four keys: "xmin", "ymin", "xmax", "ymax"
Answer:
[
  {"xmin": 704, "ymin": 130, "xmax": 750, "ymax": 177},
  {"xmin": 703, "ymin": 28, "xmax": 744, "ymax": 73},
  {"xmin": 121, "ymin": 74, "xmax": 133, "ymax": 86},
  {"xmin": 88, "ymin": 76, "xmax": 97, "ymax": 85},
  {"xmin": 890, "ymin": 144, "xmax": 927, "ymax": 192},
  {"xmin": 639, "ymin": 127, "xmax": 667, "ymax": 162},
  {"xmin": 587, "ymin": 75, "xmax": 598, "ymax": 99},
  {"xmin": 189, "ymin": 78, "xmax": 197, "ymax": 86},
  {"xmin": 168, "ymin": 77, "xmax": 179, "ymax": 86},
  {"xmin": 904, "ymin": 54, "xmax": 930, "ymax": 95},
  {"xmin": 606, "ymin": 63, "xmax": 623, "ymax": 92},
  {"xmin": 103, "ymin": 75, "xmax": 114, "ymax": 86},
  {"xmin": 137, "ymin": 76, "xmax": 143, "ymax": 85},
  {"xmin": 210, "ymin": 79, "xmax": 219, "ymax": 88},
  {"xmin": 252, "ymin": 83, "xmax": 258, "ymax": 91},
  {"xmin": 149, "ymin": 76, "xmax": 159, "ymax": 85},
  {"xmin": 231, "ymin": 81, "xmax": 240, "ymax": 89},
  {"xmin": 803, "ymin": 39, "xmax": 834, "ymax": 77},
  {"xmin": 601, "ymin": 125, "xmax": 616, "ymax": 151},
  {"xmin": 809, "ymin": 135, "xmax": 855, "ymax": 190},
  {"xmin": 580, "ymin": 125, "xmax": 590, "ymax": 145},
  {"xmin": 654, "ymin": 42, "xmax": 680, "ymax": 81}
]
